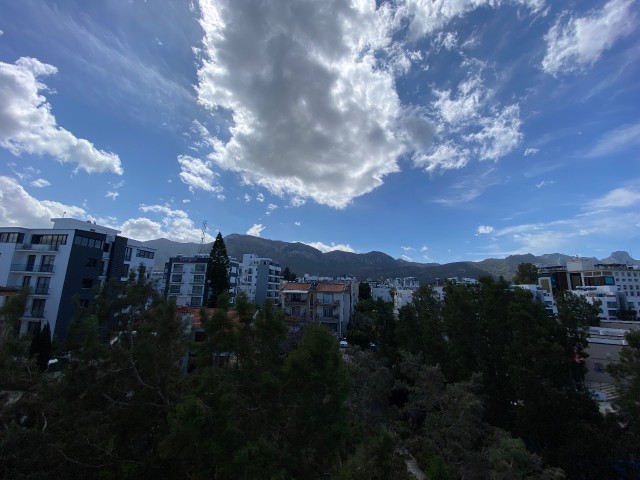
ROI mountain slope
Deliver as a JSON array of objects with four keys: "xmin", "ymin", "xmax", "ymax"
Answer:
[{"xmin": 142, "ymin": 235, "xmax": 638, "ymax": 282}]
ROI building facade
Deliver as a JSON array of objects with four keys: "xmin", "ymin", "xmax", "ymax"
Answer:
[
  {"xmin": 0, "ymin": 218, "xmax": 155, "ymax": 340},
  {"xmin": 237, "ymin": 254, "xmax": 282, "ymax": 306},
  {"xmin": 163, "ymin": 254, "xmax": 210, "ymax": 307}
]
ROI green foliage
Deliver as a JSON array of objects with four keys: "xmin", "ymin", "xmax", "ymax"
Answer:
[
  {"xmin": 358, "ymin": 282, "xmax": 371, "ymax": 300},
  {"xmin": 206, "ymin": 232, "xmax": 231, "ymax": 307},
  {"xmin": 512, "ymin": 262, "xmax": 539, "ymax": 284},
  {"xmin": 282, "ymin": 266, "xmax": 297, "ymax": 281}
]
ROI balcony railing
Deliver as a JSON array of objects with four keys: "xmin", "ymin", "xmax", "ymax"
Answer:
[
  {"xmin": 17, "ymin": 243, "xmax": 60, "ymax": 252},
  {"xmin": 24, "ymin": 310, "xmax": 46, "ymax": 319},
  {"xmin": 10, "ymin": 264, "xmax": 55, "ymax": 273}
]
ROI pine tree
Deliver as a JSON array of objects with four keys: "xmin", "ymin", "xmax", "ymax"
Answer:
[{"xmin": 207, "ymin": 232, "xmax": 231, "ymax": 307}]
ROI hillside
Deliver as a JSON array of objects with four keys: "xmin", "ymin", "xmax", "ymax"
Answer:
[{"xmin": 142, "ymin": 235, "xmax": 638, "ymax": 282}]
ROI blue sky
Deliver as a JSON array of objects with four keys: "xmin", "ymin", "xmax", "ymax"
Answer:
[{"xmin": 0, "ymin": 0, "xmax": 639, "ymax": 264}]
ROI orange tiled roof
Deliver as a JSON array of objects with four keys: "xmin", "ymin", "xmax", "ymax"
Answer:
[
  {"xmin": 316, "ymin": 283, "xmax": 350, "ymax": 293},
  {"xmin": 176, "ymin": 306, "xmax": 240, "ymax": 329},
  {"xmin": 281, "ymin": 282, "xmax": 312, "ymax": 291}
]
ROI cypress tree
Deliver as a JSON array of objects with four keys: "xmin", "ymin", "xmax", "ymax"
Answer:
[{"xmin": 207, "ymin": 232, "xmax": 231, "ymax": 307}]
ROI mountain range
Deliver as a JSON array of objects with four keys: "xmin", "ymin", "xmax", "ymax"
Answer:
[{"xmin": 142, "ymin": 235, "xmax": 638, "ymax": 283}]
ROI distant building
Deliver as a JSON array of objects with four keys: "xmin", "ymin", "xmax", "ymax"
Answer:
[
  {"xmin": 0, "ymin": 218, "xmax": 155, "ymax": 340},
  {"xmin": 281, "ymin": 281, "xmax": 356, "ymax": 338},
  {"xmin": 164, "ymin": 254, "xmax": 209, "ymax": 307},
  {"xmin": 237, "ymin": 254, "xmax": 282, "ymax": 306}
]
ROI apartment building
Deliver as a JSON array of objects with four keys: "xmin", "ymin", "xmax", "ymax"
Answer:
[
  {"xmin": 281, "ymin": 281, "xmax": 355, "ymax": 338},
  {"xmin": 0, "ymin": 218, "xmax": 155, "ymax": 340},
  {"xmin": 237, "ymin": 254, "xmax": 282, "ymax": 306},
  {"xmin": 163, "ymin": 254, "xmax": 209, "ymax": 307}
]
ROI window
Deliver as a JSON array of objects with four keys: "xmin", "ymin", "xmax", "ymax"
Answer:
[
  {"xmin": 195, "ymin": 263, "xmax": 206, "ymax": 272},
  {"xmin": 103, "ymin": 243, "xmax": 110, "ymax": 253},
  {"xmin": 31, "ymin": 298, "xmax": 46, "ymax": 317},
  {"xmin": 171, "ymin": 274, "xmax": 183, "ymax": 283},
  {"xmin": 136, "ymin": 249, "xmax": 154, "ymax": 259},
  {"xmin": 0, "ymin": 232, "xmax": 24, "ymax": 243},
  {"xmin": 31, "ymin": 234, "xmax": 67, "ymax": 245},
  {"xmin": 74, "ymin": 235, "xmax": 104, "ymax": 249},
  {"xmin": 86, "ymin": 257, "xmax": 98, "ymax": 268},
  {"xmin": 35, "ymin": 277, "xmax": 50, "ymax": 294},
  {"xmin": 323, "ymin": 307, "xmax": 333, "ymax": 317},
  {"xmin": 124, "ymin": 247, "xmax": 132, "ymax": 261},
  {"xmin": 191, "ymin": 285, "xmax": 204, "ymax": 295},
  {"xmin": 190, "ymin": 297, "xmax": 202, "ymax": 307},
  {"xmin": 173, "ymin": 264, "xmax": 184, "ymax": 272},
  {"xmin": 122, "ymin": 264, "xmax": 130, "ymax": 277},
  {"xmin": 81, "ymin": 278, "xmax": 93, "ymax": 289},
  {"xmin": 40, "ymin": 256, "xmax": 54, "ymax": 273},
  {"xmin": 79, "ymin": 299, "xmax": 90, "ymax": 308},
  {"xmin": 22, "ymin": 276, "xmax": 31, "ymax": 287},
  {"xmin": 169, "ymin": 285, "xmax": 181, "ymax": 294},
  {"xmin": 193, "ymin": 274, "xmax": 205, "ymax": 284}
]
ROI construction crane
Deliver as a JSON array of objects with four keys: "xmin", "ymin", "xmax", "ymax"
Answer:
[{"xmin": 199, "ymin": 220, "xmax": 208, "ymax": 254}]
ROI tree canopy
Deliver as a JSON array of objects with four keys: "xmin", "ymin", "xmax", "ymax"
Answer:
[{"xmin": 206, "ymin": 232, "xmax": 230, "ymax": 307}]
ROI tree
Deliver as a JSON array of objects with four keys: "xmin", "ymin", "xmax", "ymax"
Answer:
[
  {"xmin": 359, "ymin": 282, "xmax": 372, "ymax": 301},
  {"xmin": 282, "ymin": 266, "xmax": 297, "ymax": 281},
  {"xmin": 207, "ymin": 232, "xmax": 230, "ymax": 307},
  {"xmin": 513, "ymin": 263, "xmax": 538, "ymax": 284},
  {"xmin": 607, "ymin": 330, "xmax": 640, "ymax": 478}
]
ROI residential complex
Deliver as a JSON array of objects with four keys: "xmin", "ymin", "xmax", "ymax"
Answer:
[
  {"xmin": 0, "ymin": 218, "xmax": 155, "ymax": 340},
  {"xmin": 281, "ymin": 281, "xmax": 357, "ymax": 338},
  {"xmin": 236, "ymin": 254, "xmax": 282, "ymax": 306}
]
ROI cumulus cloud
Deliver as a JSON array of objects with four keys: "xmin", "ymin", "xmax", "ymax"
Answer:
[
  {"xmin": 400, "ymin": 0, "xmax": 545, "ymax": 39},
  {"xmin": 477, "ymin": 225, "xmax": 495, "ymax": 234},
  {"xmin": 177, "ymin": 154, "xmax": 221, "ymax": 193},
  {"xmin": 105, "ymin": 191, "xmax": 119, "ymax": 200},
  {"xmin": 416, "ymin": 71, "xmax": 522, "ymax": 171},
  {"xmin": 243, "ymin": 193, "xmax": 251, "ymax": 202},
  {"xmin": 0, "ymin": 176, "xmax": 87, "ymax": 227},
  {"xmin": 266, "ymin": 203, "xmax": 278, "ymax": 215},
  {"xmin": 256, "ymin": 193, "xmax": 264, "ymax": 203},
  {"xmin": 130, "ymin": 204, "xmax": 213, "ymax": 242},
  {"xmin": 524, "ymin": 147, "xmax": 539, "ymax": 156},
  {"xmin": 0, "ymin": 57, "xmax": 123, "ymax": 174},
  {"xmin": 30, "ymin": 178, "xmax": 50, "ymax": 187},
  {"xmin": 542, "ymin": 0, "xmax": 637, "ymax": 76},
  {"xmin": 246, "ymin": 223, "xmax": 265, "ymax": 237},
  {"xmin": 303, "ymin": 241, "xmax": 355, "ymax": 253},
  {"xmin": 195, "ymin": 0, "xmax": 432, "ymax": 208}
]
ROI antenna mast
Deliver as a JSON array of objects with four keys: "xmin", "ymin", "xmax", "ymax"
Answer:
[{"xmin": 199, "ymin": 220, "xmax": 208, "ymax": 254}]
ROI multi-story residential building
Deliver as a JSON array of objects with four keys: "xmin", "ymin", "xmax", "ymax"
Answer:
[
  {"xmin": 0, "ymin": 218, "xmax": 155, "ymax": 340},
  {"xmin": 228, "ymin": 257, "xmax": 239, "ymax": 304},
  {"xmin": 281, "ymin": 281, "xmax": 355, "ymax": 338},
  {"xmin": 537, "ymin": 259, "xmax": 639, "ymax": 318},
  {"xmin": 513, "ymin": 284, "xmax": 558, "ymax": 315},
  {"xmin": 163, "ymin": 254, "xmax": 209, "ymax": 307},
  {"xmin": 237, "ymin": 254, "xmax": 282, "ymax": 306},
  {"xmin": 371, "ymin": 286, "xmax": 393, "ymax": 303}
]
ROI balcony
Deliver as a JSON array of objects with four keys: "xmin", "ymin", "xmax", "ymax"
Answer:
[
  {"xmin": 23, "ymin": 310, "xmax": 46, "ymax": 319},
  {"xmin": 10, "ymin": 264, "xmax": 55, "ymax": 273},
  {"xmin": 7, "ymin": 285, "xmax": 50, "ymax": 295},
  {"xmin": 17, "ymin": 243, "xmax": 60, "ymax": 252}
]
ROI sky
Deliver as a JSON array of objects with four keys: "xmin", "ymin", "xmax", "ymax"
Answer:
[{"xmin": 0, "ymin": 0, "xmax": 639, "ymax": 264}]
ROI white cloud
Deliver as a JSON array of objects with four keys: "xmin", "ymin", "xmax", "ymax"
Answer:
[
  {"xmin": 119, "ymin": 217, "xmax": 163, "ymax": 241},
  {"xmin": 477, "ymin": 225, "xmax": 495, "ymax": 234},
  {"xmin": 105, "ymin": 191, "xmax": 119, "ymax": 200},
  {"xmin": 420, "ymin": 245, "xmax": 429, "ymax": 252},
  {"xmin": 266, "ymin": 203, "xmax": 277, "ymax": 215},
  {"xmin": 586, "ymin": 123, "xmax": 640, "ymax": 158},
  {"xmin": 256, "ymin": 193, "xmax": 265, "ymax": 203},
  {"xmin": 196, "ymin": 0, "xmax": 432, "ymax": 208},
  {"xmin": 0, "ymin": 29, "xmax": 4, "ymax": 37},
  {"xmin": 542, "ymin": 0, "xmax": 637, "ymax": 76},
  {"xmin": 177, "ymin": 154, "xmax": 221, "ymax": 193},
  {"xmin": 418, "ymin": 71, "xmax": 522, "ymax": 171},
  {"xmin": 30, "ymin": 178, "xmax": 50, "ymax": 188},
  {"xmin": 435, "ymin": 168, "xmax": 500, "ymax": 206},
  {"xmin": 0, "ymin": 57, "xmax": 123, "ymax": 174},
  {"xmin": 401, "ymin": 246, "xmax": 414, "ymax": 252},
  {"xmin": 0, "ymin": 176, "xmax": 87, "ymax": 227},
  {"xmin": 246, "ymin": 223, "xmax": 265, "ymax": 237},
  {"xmin": 400, "ymin": 0, "xmax": 545, "ymax": 39},
  {"xmin": 587, "ymin": 184, "xmax": 640, "ymax": 209},
  {"xmin": 524, "ymin": 147, "xmax": 539, "ymax": 156},
  {"xmin": 535, "ymin": 180, "xmax": 554, "ymax": 188},
  {"xmin": 243, "ymin": 193, "xmax": 251, "ymax": 202},
  {"xmin": 294, "ymin": 221, "xmax": 301, "ymax": 226},
  {"xmin": 401, "ymin": 254, "xmax": 414, "ymax": 262},
  {"xmin": 133, "ymin": 204, "xmax": 213, "ymax": 242},
  {"xmin": 303, "ymin": 241, "xmax": 355, "ymax": 253}
]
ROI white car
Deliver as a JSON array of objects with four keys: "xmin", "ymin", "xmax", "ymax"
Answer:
[{"xmin": 339, "ymin": 340, "xmax": 348, "ymax": 348}]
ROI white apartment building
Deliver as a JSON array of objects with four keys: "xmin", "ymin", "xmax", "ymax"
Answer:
[
  {"xmin": 0, "ymin": 218, "xmax": 155, "ymax": 340},
  {"xmin": 237, "ymin": 254, "xmax": 282, "ymax": 306},
  {"xmin": 164, "ymin": 254, "xmax": 209, "ymax": 307}
]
